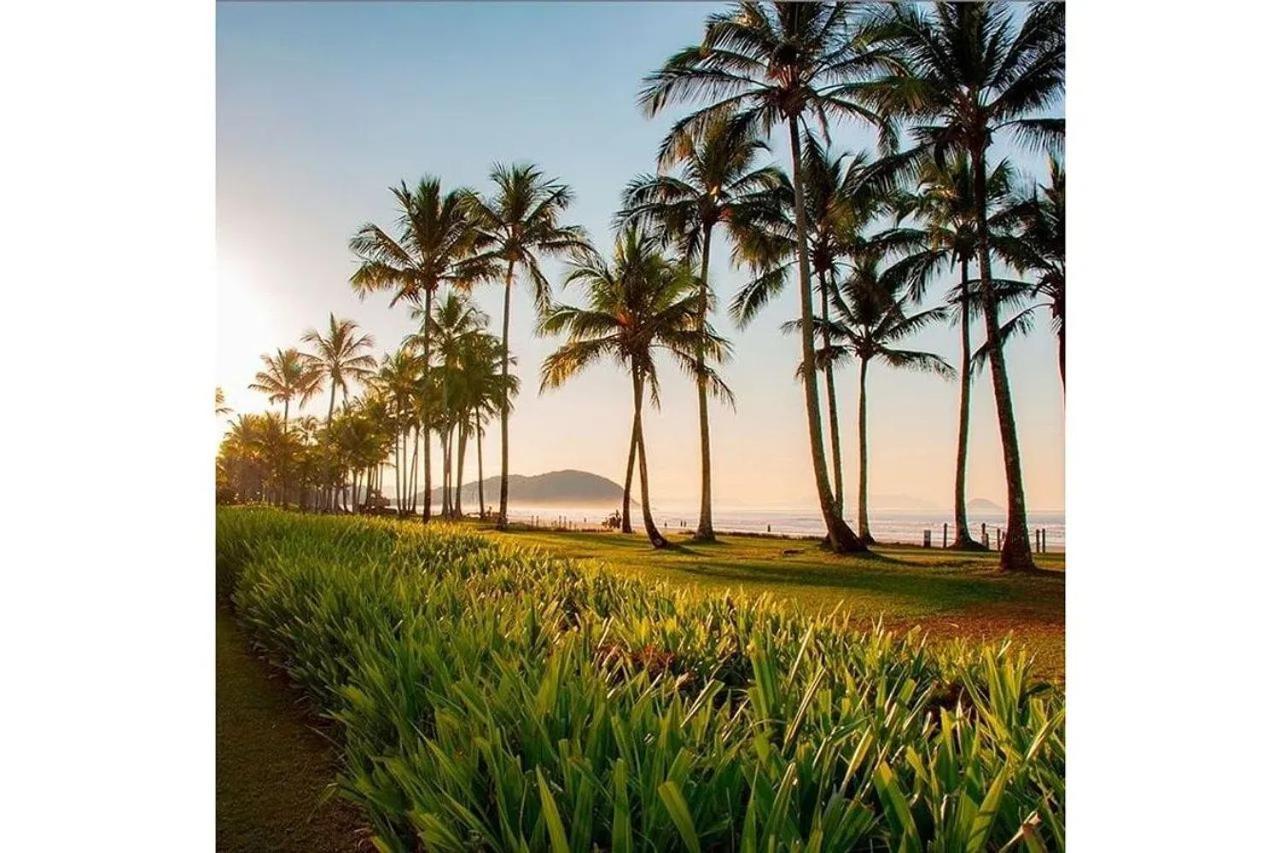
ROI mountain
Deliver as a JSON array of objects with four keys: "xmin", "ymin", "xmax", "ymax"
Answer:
[
  {"xmin": 967, "ymin": 498, "xmax": 1004, "ymax": 514},
  {"xmin": 417, "ymin": 469, "xmax": 634, "ymax": 507}
]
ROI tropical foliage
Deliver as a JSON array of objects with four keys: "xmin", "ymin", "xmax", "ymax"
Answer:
[
  {"xmin": 220, "ymin": 507, "xmax": 1065, "ymax": 852},
  {"xmin": 219, "ymin": 2, "xmax": 1064, "ymax": 572},
  {"xmin": 539, "ymin": 228, "xmax": 731, "ymax": 548}
]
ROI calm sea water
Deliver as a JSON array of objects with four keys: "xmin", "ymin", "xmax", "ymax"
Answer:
[{"xmin": 499, "ymin": 503, "xmax": 1066, "ymax": 553}]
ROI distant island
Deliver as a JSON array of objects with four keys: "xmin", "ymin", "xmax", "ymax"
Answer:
[
  {"xmin": 418, "ymin": 469, "xmax": 633, "ymax": 507},
  {"xmin": 967, "ymin": 498, "xmax": 1005, "ymax": 514}
]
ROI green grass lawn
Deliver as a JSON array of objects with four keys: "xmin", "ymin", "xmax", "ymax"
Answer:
[
  {"xmin": 481, "ymin": 524, "xmax": 1066, "ymax": 678},
  {"xmin": 216, "ymin": 608, "xmax": 364, "ymax": 852}
]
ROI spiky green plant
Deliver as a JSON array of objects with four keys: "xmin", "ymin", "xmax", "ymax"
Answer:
[{"xmin": 219, "ymin": 508, "xmax": 1065, "ymax": 852}]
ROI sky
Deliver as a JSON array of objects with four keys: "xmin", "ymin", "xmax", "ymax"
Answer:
[{"xmin": 216, "ymin": 1, "xmax": 1064, "ymax": 513}]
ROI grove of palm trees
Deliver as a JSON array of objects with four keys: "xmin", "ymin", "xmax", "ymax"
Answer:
[
  {"xmin": 219, "ymin": 1, "xmax": 1063, "ymax": 574},
  {"xmin": 215, "ymin": 5, "xmax": 1067, "ymax": 850}
]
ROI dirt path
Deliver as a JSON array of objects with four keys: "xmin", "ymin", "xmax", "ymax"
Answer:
[{"xmin": 216, "ymin": 608, "xmax": 365, "ymax": 852}]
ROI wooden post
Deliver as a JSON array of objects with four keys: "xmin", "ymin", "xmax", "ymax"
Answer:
[
  {"xmin": 943, "ymin": 523, "xmax": 948, "ymax": 548},
  {"xmin": 923, "ymin": 529, "xmax": 931, "ymax": 547},
  {"xmin": 996, "ymin": 528, "xmax": 1003, "ymax": 550}
]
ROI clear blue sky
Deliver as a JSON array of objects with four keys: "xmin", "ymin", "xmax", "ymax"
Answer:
[{"xmin": 217, "ymin": 1, "xmax": 1064, "ymax": 512}]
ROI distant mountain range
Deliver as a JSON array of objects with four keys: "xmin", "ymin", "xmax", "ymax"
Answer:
[
  {"xmin": 417, "ymin": 469, "xmax": 634, "ymax": 507},
  {"xmin": 967, "ymin": 498, "xmax": 1004, "ymax": 514}
]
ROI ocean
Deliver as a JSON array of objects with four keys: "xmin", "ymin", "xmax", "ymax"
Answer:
[{"xmin": 499, "ymin": 503, "xmax": 1066, "ymax": 553}]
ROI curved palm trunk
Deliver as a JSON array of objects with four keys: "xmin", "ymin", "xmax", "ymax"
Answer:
[
  {"xmin": 820, "ymin": 268, "xmax": 844, "ymax": 517},
  {"xmin": 475, "ymin": 411, "xmax": 485, "ymax": 518},
  {"xmin": 630, "ymin": 364, "xmax": 667, "ymax": 548},
  {"xmin": 497, "ymin": 261, "xmax": 516, "ymax": 530},
  {"xmin": 786, "ymin": 116, "xmax": 865, "ymax": 553},
  {"xmin": 973, "ymin": 143, "xmax": 1034, "ymax": 571},
  {"xmin": 620, "ymin": 423, "xmax": 637, "ymax": 534},
  {"xmin": 951, "ymin": 260, "xmax": 981, "ymax": 550},
  {"xmin": 693, "ymin": 227, "xmax": 716, "ymax": 541},
  {"xmin": 856, "ymin": 357, "xmax": 875, "ymax": 543},
  {"xmin": 421, "ymin": 300, "xmax": 433, "ymax": 524}
]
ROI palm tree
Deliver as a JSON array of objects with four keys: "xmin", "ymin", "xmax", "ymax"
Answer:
[
  {"xmin": 641, "ymin": 1, "xmax": 896, "ymax": 553},
  {"xmin": 850, "ymin": 1, "xmax": 1064, "ymax": 570},
  {"xmin": 215, "ymin": 386, "xmax": 232, "ymax": 417},
  {"xmin": 248, "ymin": 347, "xmax": 321, "ymax": 429},
  {"xmin": 1001, "ymin": 157, "xmax": 1065, "ymax": 388},
  {"xmin": 412, "ymin": 291, "xmax": 487, "ymax": 517},
  {"xmin": 800, "ymin": 255, "xmax": 953, "ymax": 542},
  {"xmin": 467, "ymin": 164, "xmax": 588, "ymax": 529},
  {"xmin": 371, "ymin": 347, "xmax": 422, "ymax": 514},
  {"xmin": 453, "ymin": 332, "xmax": 518, "ymax": 519},
  {"xmin": 350, "ymin": 177, "xmax": 489, "ymax": 523},
  {"xmin": 618, "ymin": 115, "xmax": 783, "ymax": 542},
  {"xmin": 302, "ymin": 313, "xmax": 378, "ymax": 425},
  {"xmin": 880, "ymin": 155, "xmax": 1014, "ymax": 550},
  {"xmin": 539, "ymin": 228, "xmax": 730, "ymax": 549},
  {"xmin": 732, "ymin": 132, "xmax": 898, "ymax": 520}
]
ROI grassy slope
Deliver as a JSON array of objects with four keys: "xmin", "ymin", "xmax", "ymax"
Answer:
[
  {"xmin": 216, "ymin": 608, "xmax": 365, "ymax": 852},
  {"xmin": 486, "ymin": 526, "xmax": 1066, "ymax": 677}
]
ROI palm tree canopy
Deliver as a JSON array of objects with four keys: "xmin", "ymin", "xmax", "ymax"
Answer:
[
  {"xmin": 639, "ymin": 1, "xmax": 896, "ymax": 164},
  {"xmin": 302, "ymin": 313, "xmax": 377, "ymax": 396},
  {"xmin": 248, "ymin": 348, "xmax": 322, "ymax": 409},
  {"xmin": 998, "ymin": 157, "xmax": 1064, "ymax": 326},
  {"xmin": 731, "ymin": 132, "xmax": 905, "ymax": 325},
  {"xmin": 846, "ymin": 1, "xmax": 1065, "ymax": 163},
  {"xmin": 466, "ymin": 163, "xmax": 589, "ymax": 309},
  {"xmin": 350, "ymin": 176, "xmax": 493, "ymax": 307},
  {"xmin": 539, "ymin": 227, "xmax": 733, "ymax": 405},
  {"xmin": 790, "ymin": 250, "xmax": 954, "ymax": 377},
  {"xmin": 618, "ymin": 114, "xmax": 786, "ymax": 263}
]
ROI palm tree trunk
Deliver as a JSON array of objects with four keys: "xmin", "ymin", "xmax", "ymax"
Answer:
[
  {"xmin": 786, "ymin": 115, "xmax": 865, "ymax": 553},
  {"xmin": 951, "ymin": 260, "xmax": 979, "ymax": 549},
  {"xmin": 820, "ymin": 268, "xmax": 844, "ymax": 517},
  {"xmin": 630, "ymin": 364, "xmax": 667, "ymax": 549},
  {"xmin": 693, "ymin": 226, "xmax": 716, "ymax": 542},
  {"xmin": 497, "ymin": 260, "xmax": 515, "ymax": 530},
  {"xmin": 973, "ymin": 141, "xmax": 1034, "ymax": 571},
  {"xmin": 409, "ymin": 424, "xmax": 420, "ymax": 514},
  {"xmin": 620, "ymin": 421, "xmax": 637, "ymax": 534},
  {"xmin": 856, "ymin": 356, "xmax": 875, "ymax": 543},
  {"xmin": 421, "ymin": 297, "xmax": 433, "ymax": 524},
  {"xmin": 441, "ymin": 427, "xmax": 452, "ymax": 517},
  {"xmin": 455, "ymin": 421, "xmax": 467, "ymax": 517},
  {"xmin": 475, "ymin": 411, "xmax": 485, "ymax": 518}
]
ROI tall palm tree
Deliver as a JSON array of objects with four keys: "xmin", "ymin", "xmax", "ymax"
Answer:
[
  {"xmin": 801, "ymin": 255, "xmax": 953, "ymax": 542},
  {"xmin": 412, "ymin": 291, "xmax": 487, "ymax": 517},
  {"xmin": 467, "ymin": 163, "xmax": 588, "ymax": 529},
  {"xmin": 850, "ymin": 1, "xmax": 1064, "ymax": 570},
  {"xmin": 350, "ymin": 176, "xmax": 489, "ymax": 523},
  {"xmin": 539, "ymin": 228, "xmax": 731, "ymax": 549},
  {"xmin": 453, "ymin": 332, "xmax": 518, "ymax": 519},
  {"xmin": 371, "ymin": 347, "xmax": 422, "ymax": 514},
  {"xmin": 618, "ymin": 115, "xmax": 782, "ymax": 542},
  {"xmin": 1001, "ymin": 157, "xmax": 1065, "ymax": 388},
  {"xmin": 641, "ymin": 1, "xmax": 895, "ymax": 553},
  {"xmin": 248, "ymin": 347, "xmax": 320, "ymax": 429},
  {"xmin": 302, "ymin": 313, "xmax": 378, "ymax": 425},
  {"xmin": 732, "ymin": 132, "xmax": 898, "ymax": 519},
  {"xmin": 880, "ymin": 155, "xmax": 1014, "ymax": 550}
]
